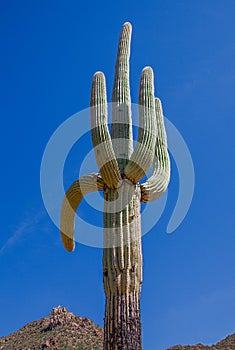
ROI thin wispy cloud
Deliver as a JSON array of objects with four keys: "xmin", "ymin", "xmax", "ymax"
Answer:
[{"xmin": 0, "ymin": 209, "xmax": 47, "ymax": 256}]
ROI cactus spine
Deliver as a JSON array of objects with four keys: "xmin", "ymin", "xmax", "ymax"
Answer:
[{"xmin": 60, "ymin": 22, "xmax": 170, "ymax": 350}]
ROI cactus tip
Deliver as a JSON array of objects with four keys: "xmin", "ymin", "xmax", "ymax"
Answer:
[
  {"xmin": 155, "ymin": 97, "xmax": 163, "ymax": 112},
  {"xmin": 142, "ymin": 66, "xmax": 154, "ymax": 82},
  {"xmin": 142, "ymin": 66, "xmax": 153, "ymax": 74},
  {"xmin": 93, "ymin": 71, "xmax": 105, "ymax": 78},
  {"xmin": 122, "ymin": 22, "xmax": 132, "ymax": 35},
  {"xmin": 123, "ymin": 21, "xmax": 132, "ymax": 28},
  {"xmin": 93, "ymin": 71, "xmax": 106, "ymax": 84},
  {"xmin": 155, "ymin": 97, "xmax": 162, "ymax": 104}
]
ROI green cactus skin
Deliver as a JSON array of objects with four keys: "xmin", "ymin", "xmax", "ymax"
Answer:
[
  {"xmin": 111, "ymin": 22, "xmax": 133, "ymax": 174},
  {"xmin": 91, "ymin": 72, "xmax": 121, "ymax": 189},
  {"xmin": 103, "ymin": 180, "xmax": 142, "ymax": 349},
  {"xmin": 124, "ymin": 66, "xmax": 157, "ymax": 184},
  {"xmin": 60, "ymin": 22, "xmax": 170, "ymax": 350},
  {"xmin": 140, "ymin": 98, "xmax": 170, "ymax": 202}
]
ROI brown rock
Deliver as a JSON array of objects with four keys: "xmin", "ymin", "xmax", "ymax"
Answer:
[{"xmin": 42, "ymin": 340, "xmax": 50, "ymax": 348}]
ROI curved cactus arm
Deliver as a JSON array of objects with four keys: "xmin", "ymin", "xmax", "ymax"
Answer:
[
  {"xmin": 124, "ymin": 67, "xmax": 157, "ymax": 184},
  {"xmin": 140, "ymin": 98, "xmax": 170, "ymax": 202},
  {"xmin": 60, "ymin": 173, "xmax": 105, "ymax": 252},
  {"xmin": 111, "ymin": 22, "xmax": 133, "ymax": 173},
  {"xmin": 90, "ymin": 72, "xmax": 121, "ymax": 189}
]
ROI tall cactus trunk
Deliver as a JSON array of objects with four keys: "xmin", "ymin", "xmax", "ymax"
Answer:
[{"xmin": 103, "ymin": 180, "xmax": 143, "ymax": 349}]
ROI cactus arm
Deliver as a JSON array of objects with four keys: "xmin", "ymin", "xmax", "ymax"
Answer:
[
  {"xmin": 111, "ymin": 22, "xmax": 133, "ymax": 173},
  {"xmin": 90, "ymin": 72, "xmax": 121, "ymax": 189},
  {"xmin": 140, "ymin": 98, "xmax": 170, "ymax": 202},
  {"xmin": 60, "ymin": 173, "xmax": 105, "ymax": 252},
  {"xmin": 124, "ymin": 67, "xmax": 157, "ymax": 184}
]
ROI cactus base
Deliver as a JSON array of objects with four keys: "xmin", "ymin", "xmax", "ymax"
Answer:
[{"xmin": 104, "ymin": 291, "xmax": 142, "ymax": 350}]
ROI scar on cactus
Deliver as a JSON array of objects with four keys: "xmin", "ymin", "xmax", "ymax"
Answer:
[{"xmin": 60, "ymin": 22, "xmax": 170, "ymax": 350}]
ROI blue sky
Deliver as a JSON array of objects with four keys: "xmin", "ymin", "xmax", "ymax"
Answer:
[{"xmin": 0, "ymin": 1, "xmax": 235, "ymax": 349}]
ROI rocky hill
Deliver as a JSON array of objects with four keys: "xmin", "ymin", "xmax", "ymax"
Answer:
[
  {"xmin": 1, "ymin": 306, "xmax": 235, "ymax": 349},
  {"xmin": 0, "ymin": 306, "xmax": 103, "ymax": 349}
]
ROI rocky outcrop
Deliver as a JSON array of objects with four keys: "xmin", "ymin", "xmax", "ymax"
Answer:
[{"xmin": 0, "ymin": 306, "xmax": 103, "ymax": 349}]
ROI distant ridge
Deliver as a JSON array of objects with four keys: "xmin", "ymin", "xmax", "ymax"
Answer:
[
  {"xmin": 167, "ymin": 332, "xmax": 235, "ymax": 350},
  {"xmin": 0, "ymin": 306, "xmax": 234, "ymax": 349}
]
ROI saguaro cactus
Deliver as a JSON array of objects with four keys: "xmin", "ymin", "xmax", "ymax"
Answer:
[{"xmin": 60, "ymin": 22, "xmax": 170, "ymax": 350}]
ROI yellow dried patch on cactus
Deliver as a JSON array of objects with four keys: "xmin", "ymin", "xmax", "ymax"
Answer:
[{"xmin": 60, "ymin": 174, "xmax": 104, "ymax": 252}]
